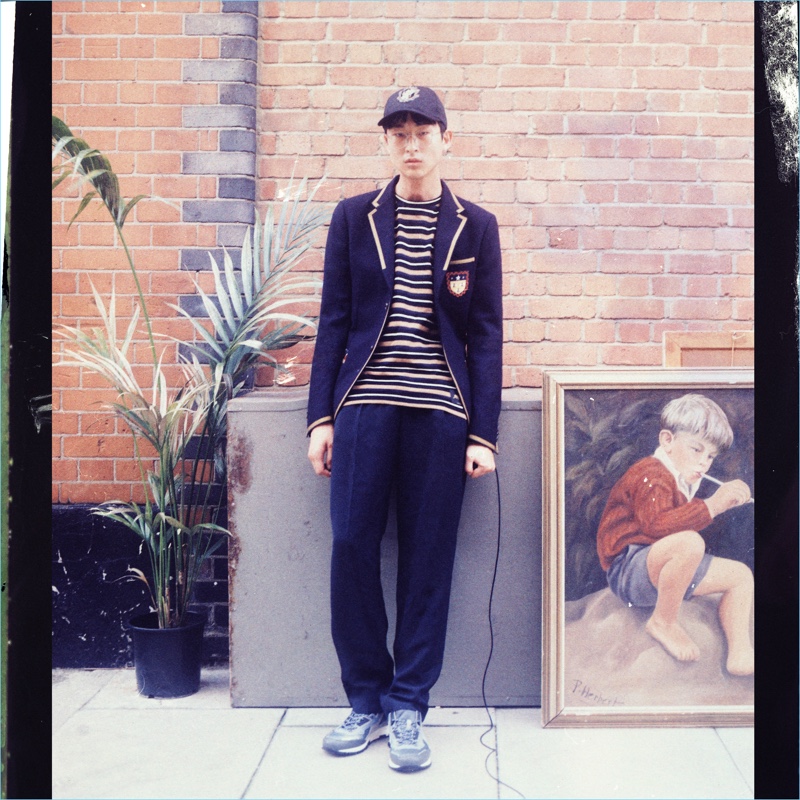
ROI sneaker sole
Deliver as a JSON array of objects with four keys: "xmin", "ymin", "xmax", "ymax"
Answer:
[
  {"xmin": 323, "ymin": 726, "xmax": 389, "ymax": 756},
  {"xmin": 388, "ymin": 756, "xmax": 432, "ymax": 772}
]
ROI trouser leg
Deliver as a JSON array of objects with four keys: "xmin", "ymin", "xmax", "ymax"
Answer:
[
  {"xmin": 382, "ymin": 409, "xmax": 468, "ymax": 718},
  {"xmin": 329, "ymin": 404, "xmax": 397, "ymax": 714}
]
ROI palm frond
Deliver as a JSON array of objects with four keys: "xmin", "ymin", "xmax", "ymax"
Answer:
[
  {"xmin": 172, "ymin": 178, "xmax": 327, "ymax": 391},
  {"xmin": 53, "ymin": 117, "xmax": 122, "ymax": 223},
  {"xmin": 211, "ymin": 250, "xmax": 238, "ymax": 332},
  {"xmin": 55, "ymin": 131, "xmax": 330, "ymax": 625}
]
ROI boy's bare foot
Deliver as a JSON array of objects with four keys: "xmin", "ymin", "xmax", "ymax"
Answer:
[
  {"xmin": 726, "ymin": 647, "xmax": 754, "ymax": 677},
  {"xmin": 646, "ymin": 616, "xmax": 700, "ymax": 662}
]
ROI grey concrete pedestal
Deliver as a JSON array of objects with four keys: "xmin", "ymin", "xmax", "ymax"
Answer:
[{"xmin": 227, "ymin": 388, "xmax": 542, "ymax": 708}]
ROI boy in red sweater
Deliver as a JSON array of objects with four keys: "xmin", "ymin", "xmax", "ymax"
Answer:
[{"xmin": 597, "ymin": 394, "xmax": 754, "ymax": 676}]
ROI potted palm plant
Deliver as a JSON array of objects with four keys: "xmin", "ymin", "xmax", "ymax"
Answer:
[{"xmin": 53, "ymin": 117, "xmax": 328, "ymax": 696}]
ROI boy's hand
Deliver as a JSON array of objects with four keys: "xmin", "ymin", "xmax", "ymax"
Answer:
[
  {"xmin": 465, "ymin": 444, "xmax": 496, "ymax": 479},
  {"xmin": 308, "ymin": 423, "xmax": 334, "ymax": 477},
  {"xmin": 704, "ymin": 479, "xmax": 751, "ymax": 517}
]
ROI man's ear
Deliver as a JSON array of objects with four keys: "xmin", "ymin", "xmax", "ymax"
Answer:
[
  {"xmin": 442, "ymin": 129, "xmax": 453, "ymax": 153},
  {"xmin": 380, "ymin": 132, "xmax": 389, "ymax": 153},
  {"xmin": 659, "ymin": 429, "xmax": 674, "ymax": 448}
]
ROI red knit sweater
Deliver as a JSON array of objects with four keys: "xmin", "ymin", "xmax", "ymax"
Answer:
[{"xmin": 596, "ymin": 456, "xmax": 713, "ymax": 571}]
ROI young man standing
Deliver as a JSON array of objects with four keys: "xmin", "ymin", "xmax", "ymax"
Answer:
[{"xmin": 307, "ymin": 87, "xmax": 503, "ymax": 772}]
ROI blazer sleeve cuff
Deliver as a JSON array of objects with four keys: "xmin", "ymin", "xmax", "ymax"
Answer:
[
  {"xmin": 306, "ymin": 416, "xmax": 333, "ymax": 436},
  {"xmin": 468, "ymin": 433, "xmax": 498, "ymax": 454}
]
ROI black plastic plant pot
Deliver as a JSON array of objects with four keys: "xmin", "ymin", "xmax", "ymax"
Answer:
[{"xmin": 127, "ymin": 611, "xmax": 205, "ymax": 698}]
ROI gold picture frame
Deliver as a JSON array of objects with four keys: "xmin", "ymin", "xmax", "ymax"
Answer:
[{"xmin": 542, "ymin": 368, "xmax": 754, "ymax": 727}]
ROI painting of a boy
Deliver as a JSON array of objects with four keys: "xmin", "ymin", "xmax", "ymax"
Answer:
[{"xmin": 597, "ymin": 393, "xmax": 754, "ymax": 677}]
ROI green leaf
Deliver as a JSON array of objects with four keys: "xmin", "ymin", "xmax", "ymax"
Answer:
[
  {"xmin": 118, "ymin": 195, "xmax": 147, "ymax": 228},
  {"xmin": 211, "ymin": 252, "xmax": 237, "ymax": 331},
  {"xmin": 192, "ymin": 522, "xmax": 230, "ymax": 536},
  {"xmin": 223, "ymin": 247, "xmax": 244, "ymax": 320},
  {"xmin": 262, "ymin": 204, "xmax": 274, "ymax": 282},
  {"xmin": 67, "ymin": 191, "xmax": 98, "ymax": 229},
  {"xmin": 52, "ymin": 171, "xmax": 72, "ymax": 191},
  {"xmin": 202, "ymin": 534, "xmax": 230, "ymax": 558},
  {"xmin": 197, "ymin": 284, "xmax": 232, "ymax": 346},
  {"xmin": 52, "ymin": 115, "xmax": 73, "ymax": 143},
  {"xmin": 126, "ymin": 567, "xmax": 151, "ymax": 587},
  {"xmin": 240, "ymin": 226, "xmax": 255, "ymax": 305},
  {"xmin": 159, "ymin": 513, "xmax": 192, "ymax": 535},
  {"xmin": 168, "ymin": 302, "xmax": 226, "ymax": 358}
]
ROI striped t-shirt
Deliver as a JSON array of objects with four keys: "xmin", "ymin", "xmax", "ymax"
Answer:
[{"xmin": 344, "ymin": 194, "xmax": 466, "ymax": 419}]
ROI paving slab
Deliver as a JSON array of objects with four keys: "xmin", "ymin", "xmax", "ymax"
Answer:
[
  {"xmin": 716, "ymin": 727, "xmax": 754, "ymax": 793},
  {"xmin": 85, "ymin": 666, "xmax": 232, "ymax": 709},
  {"xmin": 245, "ymin": 723, "xmax": 501, "ymax": 799},
  {"xmin": 51, "ymin": 672, "xmax": 755, "ymax": 800},
  {"xmin": 494, "ymin": 708, "xmax": 752, "ymax": 799},
  {"xmin": 52, "ymin": 668, "xmax": 115, "ymax": 732},
  {"xmin": 282, "ymin": 706, "xmax": 495, "ymax": 728},
  {"xmin": 53, "ymin": 707, "xmax": 283, "ymax": 799}
]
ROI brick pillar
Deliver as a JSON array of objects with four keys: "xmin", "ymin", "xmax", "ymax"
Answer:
[
  {"xmin": 179, "ymin": 0, "xmax": 258, "ymax": 300},
  {"xmin": 178, "ymin": 1, "xmax": 261, "ymax": 663}
]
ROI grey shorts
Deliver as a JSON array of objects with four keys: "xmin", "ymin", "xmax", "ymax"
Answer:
[{"xmin": 607, "ymin": 543, "xmax": 713, "ymax": 608}]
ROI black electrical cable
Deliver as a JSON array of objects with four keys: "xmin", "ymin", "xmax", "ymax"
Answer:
[{"xmin": 479, "ymin": 466, "xmax": 527, "ymax": 799}]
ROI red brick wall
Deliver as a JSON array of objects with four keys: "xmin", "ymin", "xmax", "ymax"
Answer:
[
  {"xmin": 53, "ymin": 1, "xmax": 754, "ymax": 503},
  {"xmin": 257, "ymin": 0, "xmax": 754, "ymax": 387},
  {"xmin": 53, "ymin": 0, "xmax": 242, "ymax": 503}
]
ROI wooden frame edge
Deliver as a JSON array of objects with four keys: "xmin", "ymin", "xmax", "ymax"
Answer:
[{"xmin": 540, "ymin": 367, "xmax": 754, "ymax": 728}]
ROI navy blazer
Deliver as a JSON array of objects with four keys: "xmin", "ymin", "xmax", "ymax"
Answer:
[{"xmin": 307, "ymin": 176, "xmax": 503, "ymax": 452}]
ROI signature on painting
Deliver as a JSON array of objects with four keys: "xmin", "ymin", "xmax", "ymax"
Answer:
[{"xmin": 570, "ymin": 679, "xmax": 625, "ymax": 707}]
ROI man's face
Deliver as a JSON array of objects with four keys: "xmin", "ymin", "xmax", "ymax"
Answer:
[
  {"xmin": 659, "ymin": 430, "xmax": 719, "ymax": 485},
  {"xmin": 382, "ymin": 116, "xmax": 452, "ymax": 186}
]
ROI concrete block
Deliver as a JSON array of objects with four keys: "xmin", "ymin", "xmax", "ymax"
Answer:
[
  {"xmin": 220, "ymin": 177, "xmax": 256, "ymax": 201},
  {"xmin": 221, "ymin": 37, "xmax": 258, "ymax": 61},
  {"xmin": 181, "ymin": 248, "xmax": 242, "ymax": 272},
  {"xmin": 183, "ymin": 104, "xmax": 256, "ymax": 130},
  {"xmin": 227, "ymin": 388, "xmax": 542, "ymax": 708},
  {"xmin": 183, "ymin": 152, "xmax": 255, "ymax": 175},
  {"xmin": 221, "ymin": 1, "xmax": 259, "ymax": 14},
  {"xmin": 185, "ymin": 13, "xmax": 258, "ymax": 37},
  {"xmin": 220, "ymin": 129, "xmax": 257, "ymax": 153},
  {"xmin": 218, "ymin": 223, "xmax": 251, "ymax": 248},
  {"xmin": 179, "ymin": 294, "xmax": 222, "ymax": 320},
  {"xmin": 221, "ymin": 83, "xmax": 257, "ymax": 108},
  {"xmin": 183, "ymin": 59, "xmax": 257, "ymax": 85},
  {"xmin": 184, "ymin": 199, "xmax": 255, "ymax": 225}
]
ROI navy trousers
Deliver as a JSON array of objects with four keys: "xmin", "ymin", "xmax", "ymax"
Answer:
[{"xmin": 329, "ymin": 403, "xmax": 468, "ymax": 718}]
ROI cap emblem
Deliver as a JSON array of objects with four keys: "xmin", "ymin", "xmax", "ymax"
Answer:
[{"xmin": 397, "ymin": 87, "xmax": 420, "ymax": 103}]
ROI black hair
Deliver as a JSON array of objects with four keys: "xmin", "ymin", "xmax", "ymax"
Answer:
[{"xmin": 381, "ymin": 111, "xmax": 447, "ymax": 135}]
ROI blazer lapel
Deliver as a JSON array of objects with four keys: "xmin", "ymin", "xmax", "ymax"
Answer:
[
  {"xmin": 433, "ymin": 181, "xmax": 468, "ymax": 294},
  {"xmin": 367, "ymin": 176, "xmax": 398, "ymax": 290}
]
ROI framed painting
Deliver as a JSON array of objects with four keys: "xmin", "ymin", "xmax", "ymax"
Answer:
[
  {"xmin": 542, "ymin": 368, "xmax": 754, "ymax": 727},
  {"xmin": 663, "ymin": 331, "xmax": 754, "ymax": 368}
]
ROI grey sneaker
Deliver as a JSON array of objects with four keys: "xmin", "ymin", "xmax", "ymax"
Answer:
[
  {"xmin": 388, "ymin": 709, "xmax": 431, "ymax": 771},
  {"xmin": 322, "ymin": 710, "xmax": 388, "ymax": 755}
]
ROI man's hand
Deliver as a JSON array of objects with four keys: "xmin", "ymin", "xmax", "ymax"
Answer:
[
  {"xmin": 308, "ymin": 423, "xmax": 334, "ymax": 477},
  {"xmin": 704, "ymin": 479, "xmax": 751, "ymax": 517},
  {"xmin": 465, "ymin": 444, "xmax": 496, "ymax": 479}
]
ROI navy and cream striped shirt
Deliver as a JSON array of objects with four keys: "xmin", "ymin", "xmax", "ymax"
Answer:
[{"xmin": 344, "ymin": 194, "xmax": 466, "ymax": 419}]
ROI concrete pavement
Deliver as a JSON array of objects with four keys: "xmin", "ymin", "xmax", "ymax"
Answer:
[{"xmin": 53, "ymin": 668, "xmax": 753, "ymax": 799}]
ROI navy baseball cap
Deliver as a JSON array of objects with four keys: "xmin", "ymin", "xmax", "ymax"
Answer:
[{"xmin": 378, "ymin": 87, "xmax": 447, "ymax": 129}]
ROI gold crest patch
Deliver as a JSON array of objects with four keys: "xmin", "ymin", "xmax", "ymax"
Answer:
[{"xmin": 447, "ymin": 271, "xmax": 469, "ymax": 297}]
